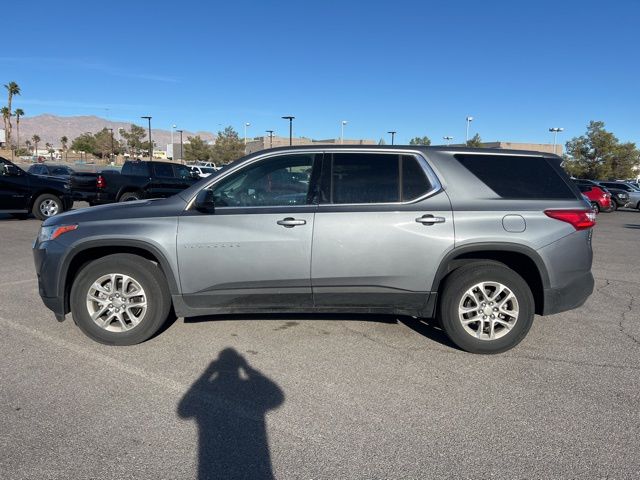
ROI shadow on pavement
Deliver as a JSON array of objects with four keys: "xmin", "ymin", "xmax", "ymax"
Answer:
[
  {"xmin": 623, "ymin": 224, "xmax": 640, "ymax": 229},
  {"xmin": 184, "ymin": 312, "xmax": 459, "ymax": 349},
  {"xmin": 178, "ymin": 348, "xmax": 284, "ymax": 480}
]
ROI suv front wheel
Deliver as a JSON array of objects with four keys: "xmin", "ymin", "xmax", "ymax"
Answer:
[
  {"xmin": 438, "ymin": 262, "xmax": 534, "ymax": 354},
  {"xmin": 70, "ymin": 253, "xmax": 171, "ymax": 345}
]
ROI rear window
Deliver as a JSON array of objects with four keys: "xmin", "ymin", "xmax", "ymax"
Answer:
[{"xmin": 455, "ymin": 154, "xmax": 575, "ymax": 199}]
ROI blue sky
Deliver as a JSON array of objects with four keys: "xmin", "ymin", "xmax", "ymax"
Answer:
[{"xmin": 3, "ymin": 0, "xmax": 639, "ymax": 145}]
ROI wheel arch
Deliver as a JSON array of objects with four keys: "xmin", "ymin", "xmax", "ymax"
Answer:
[
  {"xmin": 61, "ymin": 240, "xmax": 179, "ymax": 315},
  {"xmin": 432, "ymin": 243, "xmax": 550, "ymax": 315}
]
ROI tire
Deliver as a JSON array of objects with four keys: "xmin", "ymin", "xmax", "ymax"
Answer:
[
  {"xmin": 590, "ymin": 202, "xmax": 600, "ymax": 213},
  {"xmin": 438, "ymin": 262, "xmax": 535, "ymax": 354},
  {"xmin": 119, "ymin": 191, "xmax": 142, "ymax": 202},
  {"xmin": 32, "ymin": 194, "xmax": 63, "ymax": 220},
  {"xmin": 70, "ymin": 253, "xmax": 171, "ymax": 345},
  {"xmin": 609, "ymin": 201, "xmax": 617, "ymax": 212}
]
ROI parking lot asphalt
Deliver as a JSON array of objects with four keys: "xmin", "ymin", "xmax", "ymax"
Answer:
[{"xmin": 1, "ymin": 206, "xmax": 639, "ymax": 479}]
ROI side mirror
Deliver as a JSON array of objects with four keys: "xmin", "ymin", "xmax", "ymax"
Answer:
[
  {"xmin": 194, "ymin": 189, "xmax": 215, "ymax": 214},
  {"xmin": 190, "ymin": 171, "xmax": 200, "ymax": 179}
]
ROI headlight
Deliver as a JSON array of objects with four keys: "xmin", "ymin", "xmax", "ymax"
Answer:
[{"xmin": 37, "ymin": 224, "xmax": 78, "ymax": 243}]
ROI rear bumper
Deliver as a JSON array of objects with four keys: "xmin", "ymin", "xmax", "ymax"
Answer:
[{"xmin": 542, "ymin": 271, "xmax": 594, "ymax": 315}]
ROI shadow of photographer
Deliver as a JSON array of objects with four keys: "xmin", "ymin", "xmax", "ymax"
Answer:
[{"xmin": 178, "ymin": 348, "xmax": 284, "ymax": 480}]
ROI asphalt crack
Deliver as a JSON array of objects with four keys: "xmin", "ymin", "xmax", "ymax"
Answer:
[{"xmin": 619, "ymin": 291, "xmax": 640, "ymax": 346}]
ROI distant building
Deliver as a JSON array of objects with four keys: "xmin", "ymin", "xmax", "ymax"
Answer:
[
  {"xmin": 449, "ymin": 141, "xmax": 563, "ymax": 156},
  {"xmin": 245, "ymin": 135, "xmax": 376, "ymax": 154},
  {"xmin": 0, "ymin": 129, "xmax": 5, "ymax": 147}
]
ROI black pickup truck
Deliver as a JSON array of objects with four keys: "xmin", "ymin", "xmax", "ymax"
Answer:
[
  {"xmin": 0, "ymin": 157, "xmax": 73, "ymax": 220},
  {"xmin": 94, "ymin": 160, "xmax": 200, "ymax": 204}
]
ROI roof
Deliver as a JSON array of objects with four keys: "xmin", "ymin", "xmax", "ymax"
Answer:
[{"xmin": 242, "ymin": 144, "xmax": 560, "ymax": 158}]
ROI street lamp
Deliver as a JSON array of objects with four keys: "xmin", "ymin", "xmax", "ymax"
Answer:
[
  {"xmin": 282, "ymin": 116, "xmax": 295, "ymax": 146},
  {"xmin": 107, "ymin": 128, "xmax": 114, "ymax": 163},
  {"xmin": 141, "ymin": 116, "xmax": 152, "ymax": 161},
  {"xmin": 266, "ymin": 130, "xmax": 274, "ymax": 149},
  {"xmin": 341, "ymin": 120, "xmax": 348, "ymax": 144},
  {"xmin": 549, "ymin": 127, "xmax": 564, "ymax": 155},
  {"xmin": 175, "ymin": 129, "xmax": 184, "ymax": 164},
  {"xmin": 443, "ymin": 136, "xmax": 453, "ymax": 146},
  {"xmin": 465, "ymin": 116, "xmax": 474, "ymax": 143},
  {"xmin": 387, "ymin": 131, "xmax": 397, "ymax": 145},
  {"xmin": 244, "ymin": 122, "xmax": 251, "ymax": 145},
  {"xmin": 171, "ymin": 124, "xmax": 176, "ymax": 148}
]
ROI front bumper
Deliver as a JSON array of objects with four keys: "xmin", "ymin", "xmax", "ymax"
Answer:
[
  {"xmin": 33, "ymin": 239, "xmax": 68, "ymax": 318},
  {"xmin": 542, "ymin": 271, "xmax": 594, "ymax": 315}
]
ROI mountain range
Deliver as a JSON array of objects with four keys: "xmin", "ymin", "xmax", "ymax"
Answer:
[{"xmin": 11, "ymin": 114, "xmax": 216, "ymax": 149}]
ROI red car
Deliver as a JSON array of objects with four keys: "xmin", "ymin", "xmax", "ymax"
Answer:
[{"xmin": 577, "ymin": 184, "xmax": 613, "ymax": 212}]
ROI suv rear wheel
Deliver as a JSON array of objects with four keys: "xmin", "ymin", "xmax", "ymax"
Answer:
[
  {"xmin": 70, "ymin": 254, "xmax": 171, "ymax": 345},
  {"xmin": 438, "ymin": 262, "xmax": 534, "ymax": 354}
]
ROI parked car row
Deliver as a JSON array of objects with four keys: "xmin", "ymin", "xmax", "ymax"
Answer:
[{"xmin": 573, "ymin": 178, "xmax": 640, "ymax": 213}]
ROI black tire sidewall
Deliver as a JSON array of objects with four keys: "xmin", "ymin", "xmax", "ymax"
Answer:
[
  {"xmin": 70, "ymin": 254, "xmax": 171, "ymax": 345},
  {"xmin": 120, "ymin": 192, "xmax": 141, "ymax": 202},
  {"xmin": 439, "ymin": 263, "xmax": 534, "ymax": 354},
  {"xmin": 33, "ymin": 194, "xmax": 63, "ymax": 220}
]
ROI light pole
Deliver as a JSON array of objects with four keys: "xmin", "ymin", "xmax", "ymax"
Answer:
[
  {"xmin": 176, "ymin": 129, "xmax": 184, "ymax": 164},
  {"xmin": 244, "ymin": 122, "xmax": 251, "ymax": 145},
  {"xmin": 465, "ymin": 116, "xmax": 474, "ymax": 143},
  {"xmin": 443, "ymin": 136, "xmax": 453, "ymax": 146},
  {"xmin": 282, "ymin": 116, "xmax": 295, "ymax": 146},
  {"xmin": 141, "ymin": 116, "xmax": 152, "ymax": 161},
  {"xmin": 266, "ymin": 130, "xmax": 274, "ymax": 149},
  {"xmin": 107, "ymin": 128, "xmax": 114, "ymax": 163},
  {"xmin": 341, "ymin": 120, "xmax": 348, "ymax": 144},
  {"xmin": 549, "ymin": 127, "xmax": 564, "ymax": 155},
  {"xmin": 387, "ymin": 131, "xmax": 397, "ymax": 145},
  {"xmin": 170, "ymin": 124, "xmax": 176, "ymax": 149}
]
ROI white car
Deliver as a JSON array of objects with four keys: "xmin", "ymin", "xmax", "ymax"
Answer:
[{"xmin": 190, "ymin": 165, "xmax": 217, "ymax": 178}]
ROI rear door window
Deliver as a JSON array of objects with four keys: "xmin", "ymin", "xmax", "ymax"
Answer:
[
  {"xmin": 330, "ymin": 153, "xmax": 399, "ymax": 204},
  {"xmin": 455, "ymin": 154, "xmax": 576, "ymax": 199},
  {"xmin": 324, "ymin": 153, "xmax": 433, "ymax": 204},
  {"xmin": 124, "ymin": 162, "xmax": 149, "ymax": 176},
  {"xmin": 402, "ymin": 155, "xmax": 432, "ymax": 201},
  {"xmin": 152, "ymin": 164, "xmax": 174, "ymax": 178}
]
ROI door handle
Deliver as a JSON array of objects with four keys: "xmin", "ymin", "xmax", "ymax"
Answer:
[
  {"xmin": 277, "ymin": 217, "xmax": 307, "ymax": 228},
  {"xmin": 416, "ymin": 214, "xmax": 446, "ymax": 225}
]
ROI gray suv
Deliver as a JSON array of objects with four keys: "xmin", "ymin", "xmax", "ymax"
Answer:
[{"xmin": 33, "ymin": 146, "xmax": 595, "ymax": 353}]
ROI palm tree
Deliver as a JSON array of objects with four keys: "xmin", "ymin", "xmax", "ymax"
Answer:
[
  {"xmin": 60, "ymin": 135, "xmax": 68, "ymax": 161},
  {"xmin": 32, "ymin": 134, "xmax": 41, "ymax": 157},
  {"xmin": 4, "ymin": 81, "xmax": 20, "ymax": 144},
  {"xmin": 1, "ymin": 106, "xmax": 9, "ymax": 145},
  {"xmin": 14, "ymin": 108, "xmax": 24, "ymax": 150},
  {"xmin": 45, "ymin": 142, "xmax": 54, "ymax": 160}
]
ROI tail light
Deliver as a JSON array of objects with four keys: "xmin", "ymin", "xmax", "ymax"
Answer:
[
  {"xmin": 96, "ymin": 174, "xmax": 106, "ymax": 189},
  {"xmin": 544, "ymin": 209, "xmax": 596, "ymax": 231}
]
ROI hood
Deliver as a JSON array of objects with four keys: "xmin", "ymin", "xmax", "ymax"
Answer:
[{"xmin": 43, "ymin": 195, "xmax": 187, "ymax": 227}]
